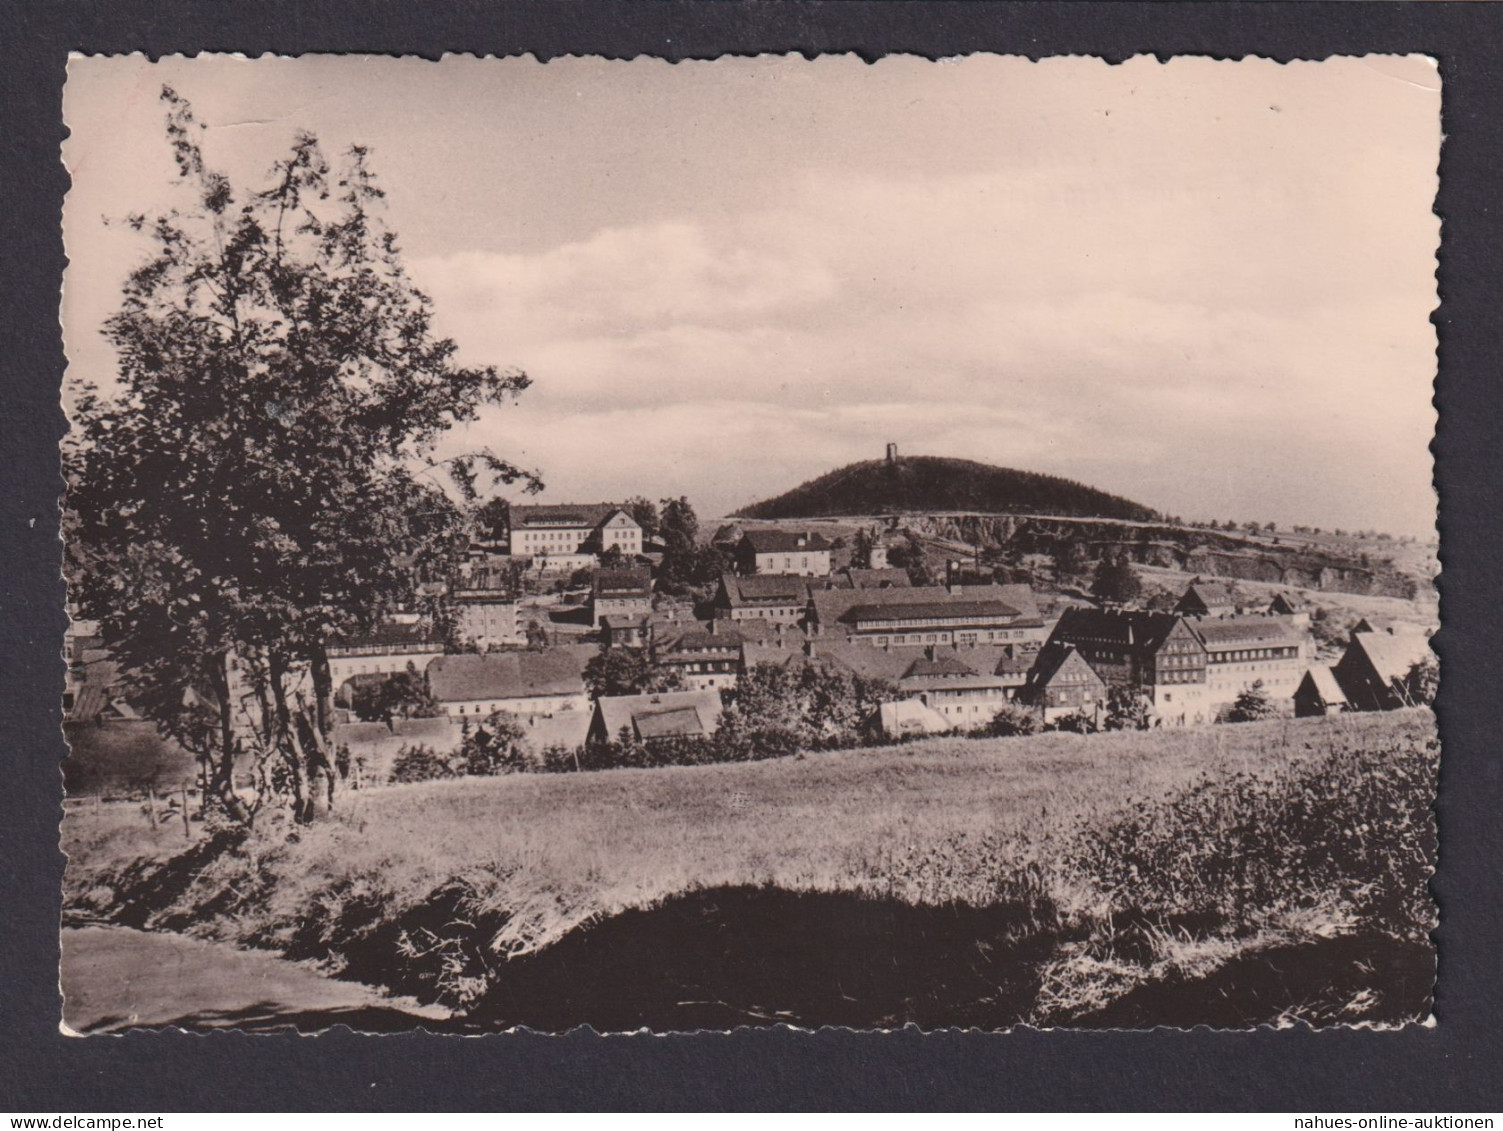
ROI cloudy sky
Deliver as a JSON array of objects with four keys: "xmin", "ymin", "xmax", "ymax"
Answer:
[{"xmin": 64, "ymin": 54, "xmax": 1440, "ymax": 534}]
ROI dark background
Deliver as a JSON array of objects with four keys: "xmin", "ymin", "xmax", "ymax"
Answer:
[{"xmin": 2, "ymin": 0, "xmax": 1497, "ymax": 1112}]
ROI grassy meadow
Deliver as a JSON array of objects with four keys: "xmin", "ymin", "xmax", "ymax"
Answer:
[{"xmin": 63, "ymin": 708, "xmax": 1438, "ymax": 1029}]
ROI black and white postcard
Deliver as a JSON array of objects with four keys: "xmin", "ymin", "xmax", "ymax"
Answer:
[{"xmin": 59, "ymin": 52, "xmax": 1440, "ymax": 1034}]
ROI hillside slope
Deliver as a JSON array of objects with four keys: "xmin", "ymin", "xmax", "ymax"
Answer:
[
  {"xmin": 65, "ymin": 712, "xmax": 1434, "ymax": 1030},
  {"xmin": 735, "ymin": 456, "xmax": 1157, "ymax": 522}
]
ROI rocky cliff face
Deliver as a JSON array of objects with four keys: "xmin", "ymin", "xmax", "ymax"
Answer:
[{"xmin": 897, "ymin": 514, "xmax": 1418, "ymax": 600}]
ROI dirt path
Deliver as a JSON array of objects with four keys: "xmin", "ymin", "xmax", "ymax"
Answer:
[{"xmin": 61, "ymin": 926, "xmax": 451, "ymax": 1034}]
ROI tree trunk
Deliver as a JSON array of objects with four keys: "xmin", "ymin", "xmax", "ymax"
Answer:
[
  {"xmin": 307, "ymin": 643, "xmax": 338, "ymax": 810},
  {"xmin": 207, "ymin": 651, "xmax": 252, "ymax": 823},
  {"xmin": 267, "ymin": 652, "xmax": 314, "ymax": 824}
]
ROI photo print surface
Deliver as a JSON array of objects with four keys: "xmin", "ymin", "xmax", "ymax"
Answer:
[{"xmin": 60, "ymin": 53, "xmax": 1440, "ymax": 1033}]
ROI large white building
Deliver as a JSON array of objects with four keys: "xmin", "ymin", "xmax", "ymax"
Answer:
[
  {"xmin": 734, "ymin": 530, "xmax": 834, "ymax": 577},
  {"xmin": 453, "ymin": 594, "xmax": 523, "ymax": 649},
  {"xmin": 508, "ymin": 503, "xmax": 643, "ymax": 560}
]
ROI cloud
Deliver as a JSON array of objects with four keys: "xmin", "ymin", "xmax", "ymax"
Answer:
[{"xmin": 66, "ymin": 54, "xmax": 1439, "ymax": 535}]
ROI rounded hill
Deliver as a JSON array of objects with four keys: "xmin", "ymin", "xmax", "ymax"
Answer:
[{"xmin": 734, "ymin": 456, "xmax": 1158, "ymax": 522}]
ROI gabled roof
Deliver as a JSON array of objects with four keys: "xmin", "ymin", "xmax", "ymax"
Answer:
[
  {"xmin": 902, "ymin": 653, "xmax": 978, "ymax": 679},
  {"xmin": 511, "ymin": 503, "xmax": 626, "ymax": 529},
  {"xmin": 592, "ymin": 568, "xmax": 653, "ymax": 599},
  {"xmin": 833, "ymin": 568, "xmax": 912, "ymax": 590},
  {"xmin": 1350, "ymin": 628, "xmax": 1432, "ymax": 684},
  {"xmin": 1029, "ymin": 641, "xmax": 1104, "ymax": 689},
  {"xmin": 740, "ymin": 529, "xmax": 834, "ymax": 554},
  {"xmin": 427, "ymin": 646, "xmax": 593, "ymax": 702},
  {"xmin": 1268, "ymin": 591, "xmax": 1311, "ymax": 613},
  {"xmin": 593, "ymin": 689, "xmax": 724, "ymax": 741},
  {"xmin": 1300, "ymin": 665, "xmax": 1348, "ymax": 706},
  {"xmin": 719, "ymin": 574, "xmax": 822, "ymax": 607},
  {"xmin": 1177, "ymin": 579, "xmax": 1237, "ymax": 610}
]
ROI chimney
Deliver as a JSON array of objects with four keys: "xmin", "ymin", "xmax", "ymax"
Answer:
[{"xmin": 886, "ymin": 442, "xmax": 898, "ymax": 464}]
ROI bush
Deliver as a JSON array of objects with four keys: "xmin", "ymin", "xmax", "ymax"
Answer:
[
  {"xmin": 1225, "ymin": 680, "xmax": 1277, "ymax": 723},
  {"xmin": 389, "ymin": 744, "xmax": 455, "ymax": 784},
  {"xmin": 1402, "ymin": 656, "xmax": 1438, "ymax": 706},
  {"xmin": 1051, "ymin": 710, "xmax": 1098, "ymax": 734},
  {"xmin": 1104, "ymin": 686, "xmax": 1151, "ymax": 732},
  {"xmin": 1070, "ymin": 717, "xmax": 1438, "ymax": 942},
  {"xmin": 459, "ymin": 712, "xmax": 532, "ymax": 775},
  {"xmin": 984, "ymin": 702, "xmax": 1041, "ymax": 737}
]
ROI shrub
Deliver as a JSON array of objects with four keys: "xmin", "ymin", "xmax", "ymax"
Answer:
[
  {"xmin": 984, "ymin": 702, "xmax": 1041, "ymax": 737},
  {"xmin": 1070, "ymin": 717, "xmax": 1438, "ymax": 942},
  {"xmin": 389, "ymin": 744, "xmax": 455, "ymax": 784},
  {"xmin": 1104, "ymin": 685, "xmax": 1152, "ymax": 731},
  {"xmin": 1051, "ymin": 710, "xmax": 1098, "ymax": 734},
  {"xmin": 460, "ymin": 712, "xmax": 532, "ymax": 775},
  {"xmin": 1402, "ymin": 656, "xmax": 1438, "ymax": 706},
  {"xmin": 1225, "ymin": 680, "xmax": 1277, "ymax": 723}
]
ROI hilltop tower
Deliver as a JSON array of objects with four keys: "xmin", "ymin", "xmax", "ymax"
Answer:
[{"xmin": 886, "ymin": 442, "xmax": 898, "ymax": 465}]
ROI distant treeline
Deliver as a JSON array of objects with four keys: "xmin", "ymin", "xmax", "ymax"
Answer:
[{"xmin": 735, "ymin": 456, "xmax": 1159, "ymax": 523}]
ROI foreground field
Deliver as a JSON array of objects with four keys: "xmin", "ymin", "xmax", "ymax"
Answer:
[{"xmin": 63, "ymin": 709, "xmax": 1437, "ymax": 1031}]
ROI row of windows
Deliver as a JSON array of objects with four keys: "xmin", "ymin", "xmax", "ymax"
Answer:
[
  {"xmin": 855, "ymin": 615, "xmax": 1019, "ymax": 631},
  {"xmin": 870, "ymin": 629, "xmax": 1035, "ymax": 646},
  {"xmin": 1159, "ymin": 654, "xmax": 1201, "ymax": 668},
  {"xmin": 761, "ymin": 555, "xmax": 824, "ymax": 570},
  {"xmin": 1157, "ymin": 671, "xmax": 1202, "ymax": 684},
  {"xmin": 1208, "ymin": 647, "xmax": 1299, "ymax": 663},
  {"xmin": 330, "ymin": 643, "xmax": 441, "ymax": 657},
  {"xmin": 926, "ymin": 687, "xmax": 1003, "ymax": 701}
]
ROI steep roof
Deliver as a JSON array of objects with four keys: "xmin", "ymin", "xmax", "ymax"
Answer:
[
  {"xmin": 426, "ymin": 647, "xmax": 593, "ymax": 702},
  {"xmin": 1301, "ymin": 665, "xmax": 1349, "ymax": 706},
  {"xmin": 1350, "ymin": 628, "xmax": 1432, "ymax": 684},
  {"xmin": 511, "ymin": 503, "xmax": 625, "ymax": 529},
  {"xmin": 1029, "ymin": 641, "xmax": 1103, "ymax": 689},
  {"xmin": 593, "ymin": 689, "xmax": 724, "ymax": 741},
  {"xmin": 1177, "ymin": 579, "xmax": 1237, "ymax": 610},
  {"xmin": 1268, "ymin": 591, "xmax": 1311, "ymax": 613},
  {"xmin": 740, "ymin": 529, "xmax": 834, "ymax": 554}
]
